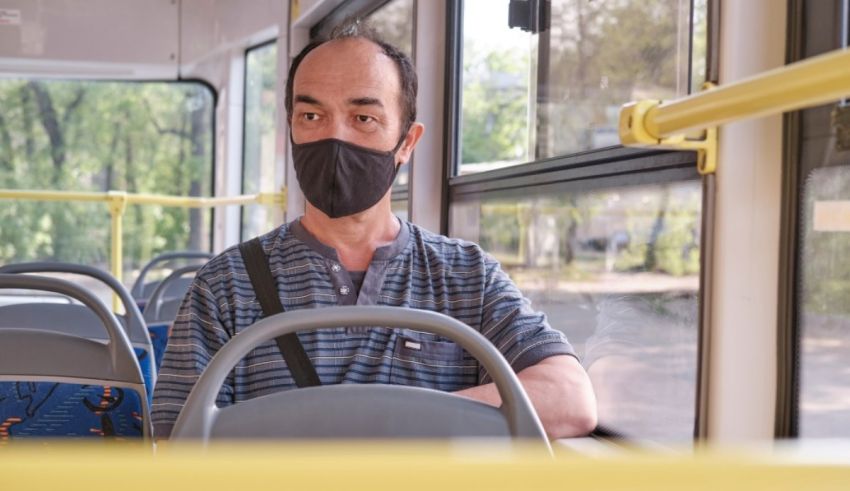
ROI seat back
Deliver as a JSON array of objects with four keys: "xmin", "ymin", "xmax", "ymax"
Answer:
[
  {"xmin": 142, "ymin": 264, "xmax": 203, "ymax": 324},
  {"xmin": 0, "ymin": 274, "xmax": 151, "ymax": 440},
  {"xmin": 170, "ymin": 306, "xmax": 549, "ymax": 449},
  {"xmin": 131, "ymin": 251, "xmax": 212, "ymax": 304},
  {"xmin": 0, "ymin": 262, "xmax": 156, "ymax": 394},
  {"xmin": 141, "ymin": 264, "xmax": 203, "ymax": 372}
]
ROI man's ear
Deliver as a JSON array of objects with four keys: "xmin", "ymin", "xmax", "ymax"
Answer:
[{"xmin": 395, "ymin": 123, "xmax": 425, "ymax": 164}]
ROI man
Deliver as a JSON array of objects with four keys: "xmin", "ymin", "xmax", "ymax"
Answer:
[{"xmin": 152, "ymin": 24, "xmax": 597, "ymax": 439}]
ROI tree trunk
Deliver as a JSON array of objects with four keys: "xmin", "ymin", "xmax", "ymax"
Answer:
[
  {"xmin": 19, "ymin": 86, "xmax": 36, "ymax": 164},
  {"xmin": 102, "ymin": 122, "xmax": 122, "ymax": 191},
  {"xmin": 0, "ymin": 109, "xmax": 13, "ymax": 171},
  {"xmin": 645, "ymin": 187, "xmax": 670, "ymax": 271},
  {"xmin": 27, "ymin": 82, "xmax": 65, "ymax": 185},
  {"xmin": 188, "ymin": 102, "xmax": 208, "ymax": 251}
]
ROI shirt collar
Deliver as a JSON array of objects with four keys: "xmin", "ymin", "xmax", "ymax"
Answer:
[{"xmin": 289, "ymin": 216, "xmax": 410, "ymax": 263}]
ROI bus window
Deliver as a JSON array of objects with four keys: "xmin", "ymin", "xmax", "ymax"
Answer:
[
  {"xmin": 798, "ymin": 164, "xmax": 850, "ymax": 437},
  {"xmin": 242, "ymin": 42, "xmax": 279, "ymax": 240},
  {"xmin": 365, "ymin": 0, "xmax": 415, "ymax": 59},
  {"xmin": 450, "ymin": 179, "xmax": 701, "ymax": 440},
  {"xmin": 458, "ymin": 0, "xmax": 706, "ymax": 175},
  {"xmin": 0, "ymin": 80, "xmax": 214, "ymax": 277}
]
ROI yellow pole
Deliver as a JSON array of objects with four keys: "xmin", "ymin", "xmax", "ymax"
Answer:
[
  {"xmin": 625, "ymin": 48, "xmax": 850, "ymax": 140},
  {"xmin": 107, "ymin": 191, "xmax": 128, "ymax": 312}
]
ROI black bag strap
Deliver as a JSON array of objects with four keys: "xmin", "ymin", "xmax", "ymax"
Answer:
[{"xmin": 238, "ymin": 237, "xmax": 321, "ymax": 387}]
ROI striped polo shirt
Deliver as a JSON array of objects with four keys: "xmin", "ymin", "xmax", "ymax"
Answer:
[{"xmin": 151, "ymin": 218, "xmax": 575, "ymax": 438}]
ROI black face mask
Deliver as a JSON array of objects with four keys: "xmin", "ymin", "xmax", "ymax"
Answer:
[{"xmin": 291, "ymin": 133, "xmax": 407, "ymax": 218}]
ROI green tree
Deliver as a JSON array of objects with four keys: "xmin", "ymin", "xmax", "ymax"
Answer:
[
  {"xmin": 461, "ymin": 41, "xmax": 531, "ymax": 164},
  {"xmin": 0, "ymin": 80, "xmax": 214, "ymax": 272}
]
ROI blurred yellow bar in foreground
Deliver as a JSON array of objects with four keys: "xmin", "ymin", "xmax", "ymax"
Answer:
[{"xmin": 2, "ymin": 441, "xmax": 850, "ymax": 491}]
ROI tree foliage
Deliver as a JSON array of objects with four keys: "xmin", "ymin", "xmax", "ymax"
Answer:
[
  {"xmin": 462, "ymin": 0, "xmax": 687, "ymax": 164},
  {"xmin": 0, "ymin": 80, "xmax": 213, "ymax": 271}
]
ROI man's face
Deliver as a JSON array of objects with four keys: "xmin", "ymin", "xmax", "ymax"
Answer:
[{"xmin": 291, "ymin": 38, "xmax": 412, "ymax": 163}]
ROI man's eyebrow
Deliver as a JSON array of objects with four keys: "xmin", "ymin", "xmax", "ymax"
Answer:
[
  {"xmin": 348, "ymin": 97, "xmax": 384, "ymax": 108},
  {"xmin": 294, "ymin": 94, "xmax": 321, "ymax": 105}
]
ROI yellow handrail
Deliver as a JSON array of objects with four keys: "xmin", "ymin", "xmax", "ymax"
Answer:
[
  {"xmin": 630, "ymin": 48, "xmax": 850, "ymax": 139},
  {"xmin": 619, "ymin": 48, "xmax": 850, "ymax": 173},
  {"xmin": 0, "ymin": 188, "xmax": 286, "ymax": 308}
]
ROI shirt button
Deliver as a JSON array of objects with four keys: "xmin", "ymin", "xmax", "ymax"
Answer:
[
  {"xmin": 339, "ymin": 285, "xmax": 350, "ymax": 296},
  {"xmin": 330, "ymin": 263, "xmax": 341, "ymax": 273}
]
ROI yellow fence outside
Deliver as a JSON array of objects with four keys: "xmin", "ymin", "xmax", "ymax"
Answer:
[{"xmin": 0, "ymin": 188, "xmax": 286, "ymax": 308}]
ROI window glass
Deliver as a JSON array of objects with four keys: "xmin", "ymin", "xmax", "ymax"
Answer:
[
  {"xmin": 242, "ymin": 42, "xmax": 280, "ymax": 239},
  {"xmin": 798, "ymin": 164, "xmax": 850, "ymax": 437},
  {"xmin": 366, "ymin": 0, "xmax": 415, "ymax": 59},
  {"xmin": 459, "ymin": 0, "xmax": 704, "ymax": 175},
  {"xmin": 0, "ymin": 80, "xmax": 214, "ymax": 280},
  {"xmin": 365, "ymin": 0, "xmax": 415, "ymax": 195},
  {"xmin": 391, "ymin": 198, "xmax": 409, "ymax": 222},
  {"xmin": 450, "ymin": 179, "xmax": 701, "ymax": 440}
]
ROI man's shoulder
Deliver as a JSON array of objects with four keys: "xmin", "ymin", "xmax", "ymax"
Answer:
[
  {"xmin": 405, "ymin": 221, "xmax": 493, "ymax": 266},
  {"xmin": 195, "ymin": 223, "xmax": 292, "ymax": 285}
]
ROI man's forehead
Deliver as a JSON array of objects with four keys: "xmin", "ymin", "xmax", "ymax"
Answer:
[{"xmin": 293, "ymin": 38, "xmax": 401, "ymax": 104}]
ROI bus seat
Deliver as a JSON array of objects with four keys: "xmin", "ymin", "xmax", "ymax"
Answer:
[
  {"xmin": 0, "ymin": 262, "xmax": 156, "ymax": 400},
  {"xmin": 143, "ymin": 264, "xmax": 203, "ymax": 371},
  {"xmin": 0, "ymin": 274, "xmax": 151, "ymax": 440},
  {"xmin": 170, "ymin": 306, "xmax": 549, "ymax": 449},
  {"xmin": 131, "ymin": 251, "xmax": 212, "ymax": 310}
]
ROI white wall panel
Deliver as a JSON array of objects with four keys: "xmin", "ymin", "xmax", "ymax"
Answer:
[{"xmin": 0, "ymin": 0, "xmax": 178, "ymax": 79}]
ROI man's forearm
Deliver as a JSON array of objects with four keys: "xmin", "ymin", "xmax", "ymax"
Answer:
[{"xmin": 454, "ymin": 355, "xmax": 597, "ymax": 439}]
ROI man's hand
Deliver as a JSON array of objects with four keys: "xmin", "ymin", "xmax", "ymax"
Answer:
[{"xmin": 454, "ymin": 355, "xmax": 597, "ymax": 439}]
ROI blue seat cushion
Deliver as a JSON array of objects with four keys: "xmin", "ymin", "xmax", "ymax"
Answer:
[
  {"xmin": 0, "ymin": 382, "xmax": 144, "ymax": 438},
  {"xmin": 133, "ymin": 347, "xmax": 154, "ymax": 406},
  {"xmin": 147, "ymin": 323, "xmax": 170, "ymax": 373}
]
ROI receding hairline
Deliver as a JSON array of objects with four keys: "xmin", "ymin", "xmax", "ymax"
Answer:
[
  {"xmin": 292, "ymin": 37, "xmax": 404, "ymax": 109},
  {"xmin": 296, "ymin": 36, "xmax": 400, "ymax": 78}
]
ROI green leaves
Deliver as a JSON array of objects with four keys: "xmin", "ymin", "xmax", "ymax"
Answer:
[{"xmin": 0, "ymin": 80, "xmax": 214, "ymax": 271}]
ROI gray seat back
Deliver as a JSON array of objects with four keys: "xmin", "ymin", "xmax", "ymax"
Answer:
[
  {"xmin": 142, "ymin": 264, "xmax": 202, "ymax": 323},
  {"xmin": 171, "ymin": 306, "xmax": 549, "ymax": 449},
  {"xmin": 0, "ymin": 303, "xmax": 112, "ymax": 341},
  {"xmin": 0, "ymin": 274, "xmax": 152, "ymax": 439},
  {"xmin": 0, "ymin": 262, "xmax": 155, "ymax": 386},
  {"xmin": 131, "ymin": 251, "xmax": 212, "ymax": 300}
]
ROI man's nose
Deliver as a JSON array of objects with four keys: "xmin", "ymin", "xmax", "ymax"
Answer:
[{"xmin": 320, "ymin": 117, "xmax": 352, "ymax": 142}]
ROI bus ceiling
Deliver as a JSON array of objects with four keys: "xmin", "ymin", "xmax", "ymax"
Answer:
[{"xmin": 0, "ymin": 0, "xmax": 282, "ymax": 84}]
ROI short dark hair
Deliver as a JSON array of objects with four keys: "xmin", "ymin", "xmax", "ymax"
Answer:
[{"xmin": 284, "ymin": 19, "xmax": 417, "ymax": 134}]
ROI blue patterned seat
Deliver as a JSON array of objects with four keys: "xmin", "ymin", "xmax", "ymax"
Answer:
[
  {"xmin": 0, "ymin": 382, "xmax": 144, "ymax": 439},
  {"xmin": 0, "ymin": 274, "xmax": 152, "ymax": 441}
]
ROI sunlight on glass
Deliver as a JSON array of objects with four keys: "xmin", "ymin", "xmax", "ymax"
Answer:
[
  {"xmin": 459, "ymin": 0, "xmax": 703, "ymax": 175},
  {"xmin": 450, "ymin": 180, "xmax": 702, "ymax": 440}
]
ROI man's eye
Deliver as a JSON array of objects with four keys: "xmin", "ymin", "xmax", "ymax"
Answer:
[
  {"xmin": 356, "ymin": 115, "xmax": 375, "ymax": 123},
  {"xmin": 303, "ymin": 113, "xmax": 319, "ymax": 121}
]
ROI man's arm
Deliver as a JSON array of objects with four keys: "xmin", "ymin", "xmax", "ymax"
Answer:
[{"xmin": 454, "ymin": 355, "xmax": 597, "ymax": 439}]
